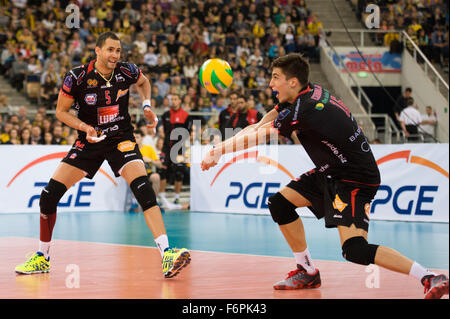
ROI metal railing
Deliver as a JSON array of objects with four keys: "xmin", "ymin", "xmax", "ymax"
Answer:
[
  {"xmin": 401, "ymin": 30, "xmax": 449, "ymax": 101},
  {"xmin": 323, "ymin": 28, "xmax": 449, "ymax": 100},
  {"xmin": 353, "ymin": 113, "xmax": 404, "ymax": 144},
  {"xmin": 323, "ymin": 28, "xmax": 402, "ymax": 47},
  {"xmin": 323, "ymin": 36, "xmax": 374, "ymax": 114}
]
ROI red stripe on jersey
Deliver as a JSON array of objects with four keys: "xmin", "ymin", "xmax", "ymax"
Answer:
[
  {"xmin": 59, "ymin": 89, "xmax": 74, "ymax": 99},
  {"xmin": 87, "ymin": 59, "xmax": 95, "ymax": 74},
  {"xmin": 341, "ymin": 179, "xmax": 380, "ymax": 187}
]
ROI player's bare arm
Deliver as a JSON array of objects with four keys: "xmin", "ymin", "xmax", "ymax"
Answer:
[
  {"xmin": 135, "ymin": 73, "xmax": 158, "ymax": 129},
  {"xmin": 227, "ymin": 108, "xmax": 279, "ymax": 140},
  {"xmin": 55, "ymin": 92, "xmax": 103, "ymax": 143},
  {"xmin": 201, "ymin": 121, "xmax": 277, "ymax": 171}
]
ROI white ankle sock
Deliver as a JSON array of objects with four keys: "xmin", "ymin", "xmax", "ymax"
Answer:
[
  {"xmin": 293, "ymin": 248, "xmax": 316, "ymax": 274},
  {"xmin": 409, "ymin": 261, "xmax": 436, "ymax": 281},
  {"xmin": 155, "ymin": 234, "xmax": 169, "ymax": 257},
  {"xmin": 39, "ymin": 241, "xmax": 51, "ymax": 259}
]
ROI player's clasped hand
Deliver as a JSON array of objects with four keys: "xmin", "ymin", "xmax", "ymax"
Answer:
[
  {"xmin": 201, "ymin": 149, "xmax": 222, "ymax": 171},
  {"xmin": 144, "ymin": 107, "xmax": 158, "ymax": 130},
  {"xmin": 85, "ymin": 125, "xmax": 106, "ymax": 143}
]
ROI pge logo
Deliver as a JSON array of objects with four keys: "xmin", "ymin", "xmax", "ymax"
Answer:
[
  {"xmin": 371, "ymin": 150, "xmax": 448, "ymax": 216},
  {"xmin": 7, "ymin": 152, "xmax": 117, "ymax": 209},
  {"xmin": 210, "ymin": 151, "xmax": 295, "ymax": 209}
]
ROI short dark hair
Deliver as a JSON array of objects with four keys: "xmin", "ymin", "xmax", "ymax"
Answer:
[
  {"xmin": 405, "ymin": 87, "xmax": 412, "ymax": 92},
  {"xmin": 96, "ymin": 32, "xmax": 120, "ymax": 48},
  {"xmin": 271, "ymin": 53, "xmax": 309, "ymax": 87},
  {"xmin": 133, "ymin": 129, "xmax": 142, "ymax": 136},
  {"xmin": 407, "ymin": 97, "xmax": 414, "ymax": 106}
]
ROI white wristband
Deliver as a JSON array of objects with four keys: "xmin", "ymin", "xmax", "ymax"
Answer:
[{"xmin": 142, "ymin": 99, "xmax": 151, "ymax": 110}]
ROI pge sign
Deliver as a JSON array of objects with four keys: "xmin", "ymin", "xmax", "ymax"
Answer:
[
  {"xmin": 28, "ymin": 182, "xmax": 95, "ymax": 208},
  {"xmin": 371, "ymin": 185, "xmax": 438, "ymax": 216},
  {"xmin": 369, "ymin": 149, "xmax": 448, "ymax": 222}
]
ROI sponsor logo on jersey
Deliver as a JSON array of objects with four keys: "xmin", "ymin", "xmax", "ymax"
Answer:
[
  {"xmin": 84, "ymin": 93, "xmax": 97, "ymax": 105},
  {"xmin": 315, "ymin": 103, "xmax": 324, "ymax": 110},
  {"xmin": 87, "ymin": 79, "xmax": 98, "ymax": 88},
  {"xmin": 116, "ymin": 89, "xmax": 129, "ymax": 101},
  {"xmin": 97, "ymin": 105, "xmax": 119, "ymax": 125},
  {"xmin": 115, "ymin": 74, "xmax": 125, "ymax": 82},
  {"xmin": 63, "ymin": 76, "xmax": 73, "ymax": 92},
  {"xmin": 333, "ymin": 194, "xmax": 348, "ymax": 212},
  {"xmin": 120, "ymin": 64, "xmax": 138, "ymax": 79},
  {"xmin": 77, "ymin": 70, "xmax": 86, "ymax": 86},
  {"xmin": 117, "ymin": 140, "xmax": 136, "ymax": 152}
]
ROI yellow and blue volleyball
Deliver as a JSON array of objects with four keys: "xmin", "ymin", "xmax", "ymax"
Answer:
[{"xmin": 199, "ymin": 58, "xmax": 233, "ymax": 94}]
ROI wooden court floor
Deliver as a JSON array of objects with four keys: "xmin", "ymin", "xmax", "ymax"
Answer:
[{"xmin": 2, "ymin": 237, "xmax": 448, "ymax": 299}]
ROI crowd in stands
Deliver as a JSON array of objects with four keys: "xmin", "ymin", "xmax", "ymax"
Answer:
[
  {"xmin": 0, "ymin": 0, "xmax": 325, "ymax": 149},
  {"xmin": 357, "ymin": 0, "xmax": 449, "ymax": 70}
]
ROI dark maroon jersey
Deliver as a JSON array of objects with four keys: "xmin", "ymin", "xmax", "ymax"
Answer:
[
  {"xmin": 273, "ymin": 83, "xmax": 381, "ymax": 185},
  {"xmin": 60, "ymin": 59, "xmax": 142, "ymax": 140}
]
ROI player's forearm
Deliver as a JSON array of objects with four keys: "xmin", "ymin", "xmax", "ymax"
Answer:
[
  {"xmin": 228, "ymin": 109, "xmax": 278, "ymax": 140},
  {"xmin": 136, "ymin": 78, "xmax": 151, "ymax": 101},
  {"xmin": 55, "ymin": 109, "xmax": 88, "ymax": 132},
  {"xmin": 213, "ymin": 127, "xmax": 274, "ymax": 156}
]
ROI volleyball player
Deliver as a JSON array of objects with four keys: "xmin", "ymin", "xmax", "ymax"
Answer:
[
  {"xmin": 15, "ymin": 32, "xmax": 191, "ymax": 279},
  {"xmin": 201, "ymin": 53, "xmax": 448, "ymax": 299}
]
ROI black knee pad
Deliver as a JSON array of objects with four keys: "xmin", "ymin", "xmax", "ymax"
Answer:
[
  {"xmin": 40, "ymin": 178, "xmax": 67, "ymax": 215},
  {"xmin": 267, "ymin": 192, "xmax": 299, "ymax": 225},
  {"xmin": 341, "ymin": 236, "xmax": 379, "ymax": 265},
  {"xmin": 130, "ymin": 175, "xmax": 158, "ymax": 211}
]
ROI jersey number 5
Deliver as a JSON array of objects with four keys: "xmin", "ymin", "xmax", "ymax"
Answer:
[{"xmin": 105, "ymin": 90, "xmax": 111, "ymax": 105}]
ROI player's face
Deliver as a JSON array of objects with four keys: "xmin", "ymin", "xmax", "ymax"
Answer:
[
  {"xmin": 229, "ymin": 94, "xmax": 238, "ymax": 108},
  {"xmin": 171, "ymin": 95, "xmax": 181, "ymax": 109},
  {"xmin": 134, "ymin": 133, "xmax": 142, "ymax": 144},
  {"xmin": 96, "ymin": 38, "xmax": 121, "ymax": 71},
  {"xmin": 237, "ymin": 97, "xmax": 246, "ymax": 111},
  {"xmin": 269, "ymin": 67, "xmax": 298, "ymax": 103}
]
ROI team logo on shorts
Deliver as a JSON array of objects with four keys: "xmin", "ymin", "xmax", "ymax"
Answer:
[
  {"xmin": 117, "ymin": 140, "xmax": 136, "ymax": 152},
  {"xmin": 332, "ymin": 194, "xmax": 348, "ymax": 212}
]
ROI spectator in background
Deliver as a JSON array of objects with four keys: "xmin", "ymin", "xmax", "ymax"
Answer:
[
  {"xmin": 20, "ymin": 127, "xmax": 31, "ymax": 144},
  {"xmin": 298, "ymin": 28, "xmax": 317, "ymax": 60},
  {"xmin": 10, "ymin": 53, "xmax": 28, "ymax": 91},
  {"xmin": 0, "ymin": 122, "xmax": 13, "ymax": 144},
  {"xmin": 51, "ymin": 125, "xmax": 67, "ymax": 145},
  {"xmin": 7, "ymin": 128, "xmax": 20, "ymax": 144},
  {"xmin": 154, "ymin": 73, "xmax": 170, "ymax": 98},
  {"xmin": 43, "ymin": 131, "xmax": 53, "ymax": 145},
  {"xmin": 417, "ymin": 28, "xmax": 431, "ymax": 59},
  {"xmin": 30, "ymin": 125, "xmax": 43, "ymax": 144},
  {"xmin": 40, "ymin": 74, "xmax": 59, "ymax": 109},
  {"xmin": 159, "ymin": 93, "xmax": 192, "ymax": 205},
  {"xmin": 399, "ymin": 97, "xmax": 422, "ymax": 139},
  {"xmin": 40, "ymin": 63, "xmax": 61, "ymax": 87},
  {"xmin": 384, "ymin": 23, "xmax": 400, "ymax": 47},
  {"xmin": 183, "ymin": 56, "xmax": 198, "ymax": 79},
  {"xmin": 394, "ymin": 87, "xmax": 413, "ymax": 122},
  {"xmin": 419, "ymin": 105, "xmax": 437, "ymax": 142},
  {"xmin": 405, "ymin": 26, "xmax": 419, "ymax": 53},
  {"xmin": 431, "ymin": 27, "xmax": 446, "ymax": 64}
]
